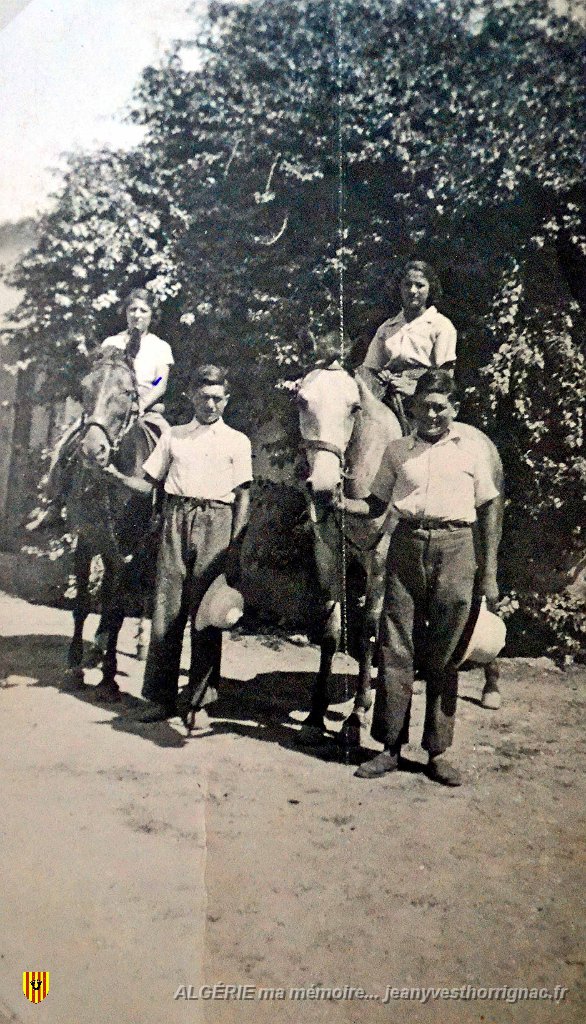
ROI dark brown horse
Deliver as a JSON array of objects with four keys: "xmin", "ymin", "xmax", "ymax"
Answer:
[
  {"xmin": 65, "ymin": 349, "xmax": 160, "ymax": 700},
  {"xmin": 296, "ymin": 360, "xmax": 504, "ymax": 743}
]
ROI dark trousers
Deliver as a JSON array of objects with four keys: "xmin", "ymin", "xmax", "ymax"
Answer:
[
  {"xmin": 372, "ymin": 523, "xmax": 477, "ymax": 755},
  {"xmin": 142, "ymin": 497, "xmax": 233, "ymax": 711}
]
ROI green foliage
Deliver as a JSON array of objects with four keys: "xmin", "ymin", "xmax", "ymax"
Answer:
[
  {"xmin": 4, "ymin": 0, "xmax": 583, "ymax": 392},
  {"xmin": 2, "ymin": 0, "xmax": 584, "ymax": 649},
  {"xmin": 467, "ymin": 250, "xmax": 585, "ymax": 535},
  {"xmin": 501, "ymin": 589, "xmax": 586, "ymax": 664}
]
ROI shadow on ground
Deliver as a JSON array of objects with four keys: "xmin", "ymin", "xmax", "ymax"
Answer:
[
  {"xmin": 179, "ymin": 670, "xmax": 368, "ymax": 765},
  {"xmin": 0, "ymin": 635, "xmax": 364, "ymax": 761}
]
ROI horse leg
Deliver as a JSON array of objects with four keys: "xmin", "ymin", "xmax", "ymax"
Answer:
[
  {"xmin": 481, "ymin": 658, "xmax": 501, "ymax": 709},
  {"xmin": 93, "ymin": 562, "xmax": 123, "ymax": 702},
  {"xmin": 67, "ymin": 540, "xmax": 91, "ymax": 682},
  {"xmin": 94, "ymin": 609, "xmax": 124, "ymax": 702},
  {"xmin": 339, "ymin": 542, "xmax": 387, "ymax": 746},
  {"xmin": 85, "ymin": 562, "xmax": 113, "ymax": 667},
  {"xmin": 299, "ymin": 600, "xmax": 341, "ymax": 743},
  {"xmin": 356, "ymin": 546, "xmax": 387, "ymax": 714},
  {"xmin": 135, "ymin": 609, "xmax": 148, "ymax": 661}
]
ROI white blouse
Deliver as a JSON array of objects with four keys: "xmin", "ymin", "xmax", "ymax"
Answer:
[
  {"xmin": 101, "ymin": 331, "xmax": 174, "ymax": 397},
  {"xmin": 362, "ymin": 306, "xmax": 457, "ymax": 374}
]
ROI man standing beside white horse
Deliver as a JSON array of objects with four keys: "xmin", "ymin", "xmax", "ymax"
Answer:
[{"xmin": 345, "ymin": 370, "xmax": 502, "ymax": 785}]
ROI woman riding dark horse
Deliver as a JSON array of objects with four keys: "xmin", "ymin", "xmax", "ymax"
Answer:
[
  {"xmin": 65, "ymin": 347, "xmax": 162, "ymax": 699},
  {"xmin": 27, "ymin": 288, "xmax": 173, "ymax": 530}
]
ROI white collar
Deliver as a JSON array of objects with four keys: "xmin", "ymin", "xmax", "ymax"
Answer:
[
  {"xmin": 385, "ymin": 305, "xmax": 438, "ymax": 328},
  {"xmin": 187, "ymin": 416, "xmax": 225, "ymax": 434},
  {"xmin": 408, "ymin": 423, "xmax": 461, "ymax": 449}
]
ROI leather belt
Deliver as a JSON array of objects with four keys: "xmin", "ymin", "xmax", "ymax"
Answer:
[
  {"xmin": 165, "ymin": 494, "xmax": 231, "ymax": 510},
  {"xmin": 398, "ymin": 518, "xmax": 472, "ymax": 531}
]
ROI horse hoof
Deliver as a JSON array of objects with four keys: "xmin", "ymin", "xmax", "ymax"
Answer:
[
  {"xmin": 62, "ymin": 668, "xmax": 84, "ymax": 690},
  {"xmin": 339, "ymin": 714, "xmax": 362, "ymax": 748},
  {"xmin": 296, "ymin": 723, "xmax": 328, "ymax": 746},
  {"xmin": 481, "ymin": 686, "xmax": 501, "ymax": 710},
  {"xmin": 83, "ymin": 647, "xmax": 103, "ymax": 669},
  {"xmin": 94, "ymin": 681, "xmax": 121, "ymax": 703}
]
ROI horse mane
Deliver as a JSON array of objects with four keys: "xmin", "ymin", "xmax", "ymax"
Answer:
[
  {"xmin": 345, "ymin": 369, "xmax": 403, "ymax": 499},
  {"xmin": 88, "ymin": 345, "xmax": 133, "ymax": 370}
]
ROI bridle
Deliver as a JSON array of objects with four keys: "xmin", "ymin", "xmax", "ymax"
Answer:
[
  {"xmin": 297, "ymin": 364, "xmax": 362, "ymax": 473},
  {"xmin": 81, "ymin": 356, "xmax": 139, "ymax": 456},
  {"xmin": 297, "ymin": 369, "xmax": 387, "ymax": 552},
  {"xmin": 301, "ymin": 437, "xmax": 347, "ymax": 466},
  {"xmin": 76, "ymin": 356, "xmax": 150, "ymax": 565}
]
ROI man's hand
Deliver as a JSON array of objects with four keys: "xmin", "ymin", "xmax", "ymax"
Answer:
[
  {"xmin": 343, "ymin": 495, "xmax": 371, "ymax": 517},
  {"xmin": 480, "ymin": 572, "xmax": 499, "ymax": 612}
]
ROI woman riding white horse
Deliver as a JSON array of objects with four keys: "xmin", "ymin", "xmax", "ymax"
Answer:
[{"xmin": 359, "ymin": 260, "xmax": 457, "ymax": 434}]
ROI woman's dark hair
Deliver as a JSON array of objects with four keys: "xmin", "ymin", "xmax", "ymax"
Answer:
[
  {"xmin": 388, "ymin": 260, "xmax": 443, "ymax": 308},
  {"xmin": 122, "ymin": 287, "xmax": 153, "ymax": 311},
  {"xmin": 413, "ymin": 368, "xmax": 459, "ymax": 403}
]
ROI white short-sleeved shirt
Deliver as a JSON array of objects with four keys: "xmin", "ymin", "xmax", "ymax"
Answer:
[
  {"xmin": 371, "ymin": 426, "xmax": 499, "ymax": 524},
  {"xmin": 101, "ymin": 331, "xmax": 174, "ymax": 396},
  {"xmin": 362, "ymin": 306, "xmax": 457, "ymax": 376},
  {"xmin": 143, "ymin": 418, "xmax": 253, "ymax": 503}
]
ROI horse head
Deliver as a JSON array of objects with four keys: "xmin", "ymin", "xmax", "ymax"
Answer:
[
  {"xmin": 296, "ymin": 361, "xmax": 404, "ymax": 506},
  {"xmin": 295, "ymin": 360, "xmax": 362, "ymax": 502},
  {"xmin": 79, "ymin": 349, "xmax": 139, "ymax": 468}
]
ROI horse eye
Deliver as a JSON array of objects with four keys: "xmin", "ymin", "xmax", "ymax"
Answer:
[{"xmin": 350, "ymin": 402, "xmax": 362, "ymax": 414}]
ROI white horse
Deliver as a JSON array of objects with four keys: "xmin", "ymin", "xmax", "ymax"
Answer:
[{"xmin": 296, "ymin": 360, "xmax": 503, "ymax": 743}]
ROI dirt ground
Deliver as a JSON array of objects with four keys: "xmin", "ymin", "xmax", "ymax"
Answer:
[{"xmin": 0, "ymin": 591, "xmax": 584, "ymax": 1024}]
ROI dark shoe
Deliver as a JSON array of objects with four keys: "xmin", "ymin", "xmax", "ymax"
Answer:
[
  {"xmin": 134, "ymin": 702, "xmax": 177, "ymax": 723},
  {"xmin": 354, "ymin": 749, "xmax": 399, "ymax": 779},
  {"xmin": 426, "ymin": 755, "xmax": 462, "ymax": 787}
]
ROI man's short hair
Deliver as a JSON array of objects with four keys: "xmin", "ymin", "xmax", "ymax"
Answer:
[
  {"xmin": 192, "ymin": 364, "xmax": 229, "ymax": 389},
  {"xmin": 413, "ymin": 369, "xmax": 459, "ymax": 403}
]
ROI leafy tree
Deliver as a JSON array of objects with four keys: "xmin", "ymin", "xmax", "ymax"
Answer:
[{"xmin": 2, "ymin": 0, "xmax": 584, "ymax": 651}]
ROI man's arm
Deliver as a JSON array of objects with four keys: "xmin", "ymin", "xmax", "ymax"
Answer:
[
  {"xmin": 224, "ymin": 483, "xmax": 251, "ymax": 586},
  {"xmin": 343, "ymin": 494, "xmax": 388, "ymax": 518},
  {"xmin": 476, "ymin": 495, "xmax": 502, "ymax": 611},
  {"xmin": 104, "ymin": 465, "xmax": 156, "ymax": 496},
  {"xmin": 344, "ymin": 441, "xmax": 397, "ymax": 517},
  {"xmin": 231, "ymin": 483, "xmax": 251, "ymax": 543}
]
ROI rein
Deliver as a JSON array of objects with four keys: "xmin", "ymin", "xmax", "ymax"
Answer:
[{"xmin": 308, "ymin": 496, "xmax": 386, "ymax": 556}]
